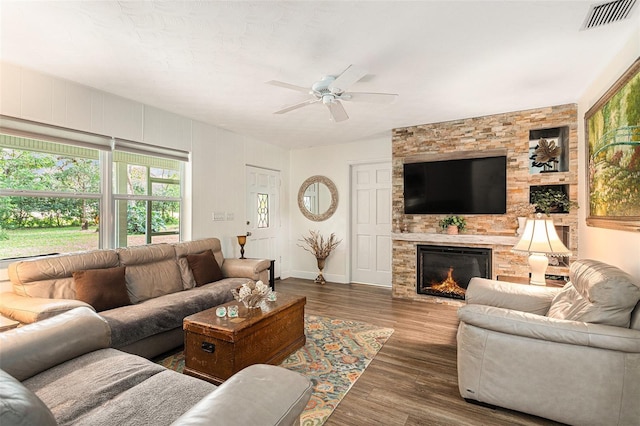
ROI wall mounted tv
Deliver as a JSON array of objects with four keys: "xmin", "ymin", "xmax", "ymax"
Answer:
[{"xmin": 403, "ymin": 155, "xmax": 507, "ymax": 214}]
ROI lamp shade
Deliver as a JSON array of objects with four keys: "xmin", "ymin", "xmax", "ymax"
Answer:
[{"xmin": 512, "ymin": 216, "xmax": 570, "ymax": 256}]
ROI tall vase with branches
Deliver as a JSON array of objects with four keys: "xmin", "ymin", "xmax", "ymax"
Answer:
[{"xmin": 298, "ymin": 230, "xmax": 342, "ymax": 284}]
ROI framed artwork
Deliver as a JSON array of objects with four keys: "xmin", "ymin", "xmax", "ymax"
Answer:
[{"xmin": 585, "ymin": 57, "xmax": 640, "ymax": 232}]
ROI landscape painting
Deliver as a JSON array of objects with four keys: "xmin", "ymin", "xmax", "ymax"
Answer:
[{"xmin": 585, "ymin": 58, "xmax": 640, "ymax": 232}]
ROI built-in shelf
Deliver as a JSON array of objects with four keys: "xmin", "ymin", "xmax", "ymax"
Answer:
[
  {"xmin": 529, "ymin": 126, "xmax": 569, "ymax": 174},
  {"xmin": 391, "ymin": 232, "xmax": 519, "ymax": 246}
]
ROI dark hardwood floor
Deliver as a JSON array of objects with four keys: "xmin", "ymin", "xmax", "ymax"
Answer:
[{"xmin": 276, "ymin": 278, "xmax": 562, "ymax": 426}]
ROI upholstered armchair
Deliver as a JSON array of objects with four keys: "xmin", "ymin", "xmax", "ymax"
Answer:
[{"xmin": 457, "ymin": 259, "xmax": 640, "ymax": 426}]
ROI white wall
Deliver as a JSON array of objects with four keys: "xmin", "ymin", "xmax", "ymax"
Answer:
[
  {"xmin": 577, "ymin": 27, "xmax": 640, "ymax": 279},
  {"xmin": 190, "ymin": 121, "xmax": 290, "ymax": 265},
  {"xmin": 289, "ymin": 135, "xmax": 391, "ymax": 283},
  {"xmin": 0, "ymin": 63, "xmax": 289, "ymax": 289}
]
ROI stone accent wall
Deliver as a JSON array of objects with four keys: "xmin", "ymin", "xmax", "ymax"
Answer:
[{"xmin": 392, "ymin": 104, "xmax": 578, "ymax": 300}]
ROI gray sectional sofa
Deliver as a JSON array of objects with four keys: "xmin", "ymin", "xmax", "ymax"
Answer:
[
  {"xmin": 0, "ymin": 307, "xmax": 313, "ymax": 425},
  {"xmin": 0, "ymin": 238, "xmax": 271, "ymax": 358}
]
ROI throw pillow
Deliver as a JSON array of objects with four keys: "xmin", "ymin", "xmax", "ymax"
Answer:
[
  {"xmin": 547, "ymin": 259, "xmax": 640, "ymax": 327},
  {"xmin": 186, "ymin": 249, "xmax": 223, "ymax": 287},
  {"xmin": 72, "ymin": 266, "xmax": 131, "ymax": 312}
]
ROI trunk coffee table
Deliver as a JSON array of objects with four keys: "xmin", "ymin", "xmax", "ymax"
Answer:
[{"xmin": 183, "ymin": 293, "xmax": 306, "ymax": 385}]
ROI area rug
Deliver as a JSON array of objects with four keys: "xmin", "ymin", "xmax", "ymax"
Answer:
[{"xmin": 157, "ymin": 314, "xmax": 394, "ymax": 425}]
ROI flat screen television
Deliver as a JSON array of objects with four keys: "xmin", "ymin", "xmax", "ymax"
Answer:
[{"xmin": 403, "ymin": 155, "xmax": 507, "ymax": 214}]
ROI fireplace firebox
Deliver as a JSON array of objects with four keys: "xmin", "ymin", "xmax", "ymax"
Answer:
[{"xmin": 417, "ymin": 245, "xmax": 491, "ymax": 300}]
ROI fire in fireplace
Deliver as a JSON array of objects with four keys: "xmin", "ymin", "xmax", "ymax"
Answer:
[{"xmin": 417, "ymin": 245, "xmax": 491, "ymax": 300}]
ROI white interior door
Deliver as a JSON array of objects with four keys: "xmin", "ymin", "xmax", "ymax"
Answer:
[
  {"xmin": 246, "ymin": 166, "xmax": 280, "ymax": 278},
  {"xmin": 351, "ymin": 162, "xmax": 392, "ymax": 286}
]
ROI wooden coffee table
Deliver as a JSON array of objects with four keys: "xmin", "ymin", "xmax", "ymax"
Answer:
[{"xmin": 183, "ymin": 293, "xmax": 306, "ymax": 385}]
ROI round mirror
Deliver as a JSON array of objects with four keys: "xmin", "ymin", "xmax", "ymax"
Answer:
[{"xmin": 298, "ymin": 175, "xmax": 338, "ymax": 221}]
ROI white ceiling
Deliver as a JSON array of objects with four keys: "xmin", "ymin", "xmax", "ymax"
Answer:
[{"xmin": 1, "ymin": 1, "xmax": 638, "ymax": 149}]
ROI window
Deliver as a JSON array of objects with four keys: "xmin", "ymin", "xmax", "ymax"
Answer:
[
  {"xmin": 113, "ymin": 151, "xmax": 181, "ymax": 247},
  {"xmin": 0, "ymin": 128, "xmax": 186, "ymax": 260},
  {"xmin": 257, "ymin": 193, "xmax": 269, "ymax": 228}
]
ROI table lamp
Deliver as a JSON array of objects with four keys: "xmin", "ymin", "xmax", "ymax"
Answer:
[
  {"xmin": 511, "ymin": 214, "xmax": 571, "ymax": 285},
  {"xmin": 237, "ymin": 235, "xmax": 247, "ymax": 259}
]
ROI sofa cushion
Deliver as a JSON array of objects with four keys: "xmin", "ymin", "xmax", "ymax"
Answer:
[
  {"xmin": 23, "ymin": 348, "xmax": 215, "ymax": 425},
  {"xmin": 547, "ymin": 259, "xmax": 640, "ymax": 327},
  {"xmin": 0, "ymin": 307, "xmax": 111, "ymax": 382},
  {"xmin": 116, "ymin": 244, "xmax": 182, "ymax": 304},
  {"xmin": 73, "ymin": 266, "xmax": 131, "ymax": 312},
  {"xmin": 186, "ymin": 250, "xmax": 223, "ymax": 287},
  {"xmin": 100, "ymin": 278, "xmax": 246, "ymax": 348},
  {"xmin": 0, "ymin": 369, "xmax": 57, "ymax": 426},
  {"xmin": 8, "ymin": 250, "xmax": 120, "ymax": 299}
]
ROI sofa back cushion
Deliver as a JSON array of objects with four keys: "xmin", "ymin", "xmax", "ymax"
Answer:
[
  {"xmin": 8, "ymin": 250, "xmax": 120, "ymax": 299},
  {"xmin": 547, "ymin": 259, "xmax": 640, "ymax": 328},
  {"xmin": 173, "ymin": 238, "xmax": 225, "ymax": 289},
  {"xmin": 116, "ymin": 244, "xmax": 182, "ymax": 304}
]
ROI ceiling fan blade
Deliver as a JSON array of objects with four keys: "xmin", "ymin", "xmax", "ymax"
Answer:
[
  {"xmin": 273, "ymin": 98, "xmax": 319, "ymax": 114},
  {"xmin": 329, "ymin": 65, "xmax": 367, "ymax": 92},
  {"xmin": 326, "ymin": 100, "xmax": 349, "ymax": 122},
  {"xmin": 341, "ymin": 92, "xmax": 398, "ymax": 104},
  {"xmin": 266, "ymin": 80, "xmax": 310, "ymax": 93}
]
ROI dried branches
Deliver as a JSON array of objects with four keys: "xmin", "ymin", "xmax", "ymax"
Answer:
[{"xmin": 298, "ymin": 230, "xmax": 342, "ymax": 260}]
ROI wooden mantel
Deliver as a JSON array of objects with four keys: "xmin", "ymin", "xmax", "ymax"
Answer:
[{"xmin": 391, "ymin": 232, "xmax": 518, "ymax": 246}]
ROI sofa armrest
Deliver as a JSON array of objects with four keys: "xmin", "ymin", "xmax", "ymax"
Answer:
[
  {"xmin": 0, "ymin": 307, "xmax": 111, "ymax": 381},
  {"xmin": 0, "ymin": 292, "xmax": 94, "ymax": 324},
  {"xmin": 458, "ymin": 304, "xmax": 640, "ymax": 353},
  {"xmin": 221, "ymin": 258, "xmax": 271, "ymax": 281},
  {"xmin": 465, "ymin": 277, "xmax": 561, "ymax": 315},
  {"xmin": 172, "ymin": 364, "xmax": 312, "ymax": 426}
]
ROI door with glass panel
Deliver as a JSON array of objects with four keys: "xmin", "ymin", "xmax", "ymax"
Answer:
[{"xmin": 245, "ymin": 166, "xmax": 280, "ymax": 278}]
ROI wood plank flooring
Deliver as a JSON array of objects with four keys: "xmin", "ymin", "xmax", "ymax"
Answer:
[{"xmin": 276, "ymin": 278, "xmax": 563, "ymax": 426}]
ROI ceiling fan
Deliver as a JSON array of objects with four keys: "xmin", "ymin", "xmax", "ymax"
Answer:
[{"xmin": 267, "ymin": 65, "xmax": 398, "ymax": 122}]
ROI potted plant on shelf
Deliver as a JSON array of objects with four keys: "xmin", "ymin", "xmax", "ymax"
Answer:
[
  {"xmin": 439, "ymin": 215, "xmax": 466, "ymax": 235},
  {"xmin": 530, "ymin": 187, "xmax": 578, "ymax": 215}
]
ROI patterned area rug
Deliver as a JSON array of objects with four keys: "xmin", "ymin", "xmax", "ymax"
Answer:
[{"xmin": 157, "ymin": 314, "xmax": 394, "ymax": 425}]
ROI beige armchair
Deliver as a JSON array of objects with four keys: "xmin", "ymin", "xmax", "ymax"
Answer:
[{"xmin": 457, "ymin": 259, "xmax": 640, "ymax": 426}]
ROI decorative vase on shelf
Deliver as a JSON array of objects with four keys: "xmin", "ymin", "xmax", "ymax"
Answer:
[
  {"xmin": 516, "ymin": 217, "xmax": 527, "ymax": 236},
  {"xmin": 447, "ymin": 225, "xmax": 459, "ymax": 235},
  {"xmin": 315, "ymin": 257, "xmax": 327, "ymax": 285}
]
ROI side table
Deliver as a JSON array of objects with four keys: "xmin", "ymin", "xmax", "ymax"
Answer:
[
  {"xmin": 247, "ymin": 258, "xmax": 275, "ymax": 290},
  {"xmin": 267, "ymin": 259, "xmax": 275, "ymax": 290}
]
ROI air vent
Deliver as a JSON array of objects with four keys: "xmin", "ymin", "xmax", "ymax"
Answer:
[{"xmin": 581, "ymin": 0, "xmax": 637, "ymax": 29}]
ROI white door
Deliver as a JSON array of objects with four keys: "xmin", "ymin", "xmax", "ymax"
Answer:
[
  {"xmin": 246, "ymin": 166, "xmax": 281, "ymax": 278},
  {"xmin": 351, "ymin": 162, "xmax": 392, "ymax": 286}
]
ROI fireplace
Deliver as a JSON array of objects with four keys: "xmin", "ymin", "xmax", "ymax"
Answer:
[{"xmin": 417, "ymin": 245, "xmax": 491, "ymax": 300}]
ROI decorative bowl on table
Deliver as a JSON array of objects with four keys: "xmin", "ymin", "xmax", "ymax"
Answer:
[{"xmin": 231, "ymin": 280, "xmax": 270, "ymax": 309}]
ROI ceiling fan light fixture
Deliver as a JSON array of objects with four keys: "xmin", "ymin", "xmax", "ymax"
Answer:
[
  {"xmin": 322, "ymin": 94, "xmax": 335, "ymax": 105},
  {"xmin": 267, "ymin": 65, "xmax": 397, "ymax": 121}
]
